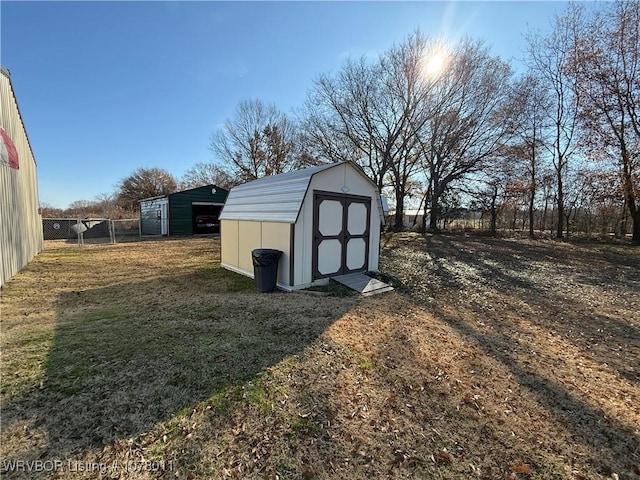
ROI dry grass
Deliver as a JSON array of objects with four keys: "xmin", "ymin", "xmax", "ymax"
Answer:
[{"xmin": 1, "ymin": 234, "xmax": 638, "ymax": 479}]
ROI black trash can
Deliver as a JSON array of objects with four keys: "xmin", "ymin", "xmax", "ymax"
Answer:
[{"xmin": 251, "ymin": 249, "xmax": 282, "ymax": 292}]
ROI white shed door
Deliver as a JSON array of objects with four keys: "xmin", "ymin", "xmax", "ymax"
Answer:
[{"xmin": 312, "ymin": 191, "xmax": 371, "ymax": 280}]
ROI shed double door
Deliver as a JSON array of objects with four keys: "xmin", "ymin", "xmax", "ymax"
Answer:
[{"xmin": 312, "ymin": 191, "xmax": 371, "ymax": 280}]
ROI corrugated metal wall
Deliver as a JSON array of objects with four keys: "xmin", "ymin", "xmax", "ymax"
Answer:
[
  {"xmin": 139, "ymin": 197, "xmax": 167, "ymax": 235},
  {"xmin": 169, "ymin": 185, "xmax": 227, "ymax": 235},
  {"xmin": 0, "ymin": 68, "xmax": 43, "ymax": 287}
]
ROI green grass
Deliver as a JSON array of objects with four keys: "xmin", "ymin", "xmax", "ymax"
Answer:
[
  {"xmin": 1, "ymin": 238, "xmax": 357, "ymax": 477},
  {"xmin": 5, "ymin": 235, "xmax": 635, "ymax": 479}
]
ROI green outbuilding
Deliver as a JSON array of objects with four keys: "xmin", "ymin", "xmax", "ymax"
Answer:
[{"xmin": 139, "ymin": 184, "xmax": 228, "ymax": 236}]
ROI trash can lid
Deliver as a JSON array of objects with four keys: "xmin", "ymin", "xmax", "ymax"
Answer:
[{"xmin": 252, "ymin": 249, "xmax": 282, "ymax": 256}]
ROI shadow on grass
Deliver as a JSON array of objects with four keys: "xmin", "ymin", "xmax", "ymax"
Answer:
[
  {"xmin": 1, "ymin": 265, "xmax": 357, "ymax": 477},
  {"xmin": 384, "ymin": 233, "xmax": 640, "ymax": 385},
  {"xmin": 433, "ymin": 306, "xmax": 640, "ymax": 476},
  {"xmin": 380, "ymin": 233, "xmax": 640, "ymax": 475}
]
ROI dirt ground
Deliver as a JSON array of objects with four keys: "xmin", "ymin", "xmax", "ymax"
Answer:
[{"xmin": 0, "ymin": 234, "xmax": 638, "ymax": 479}]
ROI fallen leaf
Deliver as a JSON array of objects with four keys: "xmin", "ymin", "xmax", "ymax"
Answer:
[
  {"xmin": 433, "ymin": 450, "xmax": 452, "ymax": 464},
  {"xmin": 513, "ymin": 463, "xmax": 531, "ymax": 474}
]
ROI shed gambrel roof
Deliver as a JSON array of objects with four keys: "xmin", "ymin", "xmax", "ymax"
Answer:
[{"xmin": 219, "ymin": 161, "xmax": 385, "ymax": 224}]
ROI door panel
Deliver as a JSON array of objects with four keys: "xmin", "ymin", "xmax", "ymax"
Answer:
[
  {"xmin": 346, "ymin": 238, "xmax": 366, "ymax": 270},
  {"xmin": 317, "ymin": 239, "xmax": 342, "ymax": 275},
  {"xmin": 347, "ymin": 202, "xmax": 367, "ymax": 235},
  {"xmin": 319, "ymin": 200, "xmax": 343, "ymax": 236},
  {"xmin": 312, "ymin": 191, "xmax": 371, "ymax": 280}
]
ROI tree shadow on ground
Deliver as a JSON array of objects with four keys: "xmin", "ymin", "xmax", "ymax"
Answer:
[
  {"xmin": 379, "ymin": 233, "xmax": 640, "ymax": 476},
  {"xmin": 1, "ymin": 268, "xmax": 357, "ymax": 478},
  {"xmin": 383, "ymin": 233, "xmax": 640, "ymax": 385},
  {"xmin": 431, "ymin": 304, "xmax": 640, "ymax": 477}
]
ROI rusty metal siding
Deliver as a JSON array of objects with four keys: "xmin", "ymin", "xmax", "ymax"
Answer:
[{"xmin": 0, "ymin": 68, "xmax": 43, "ymax": 287}]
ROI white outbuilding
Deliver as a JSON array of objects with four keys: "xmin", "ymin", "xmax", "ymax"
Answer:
[{"xmin": 219, "ymin": 161, "xmax": 385, "ymax": 291}]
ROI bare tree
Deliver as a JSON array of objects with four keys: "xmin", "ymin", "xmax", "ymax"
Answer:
[
  {"xmin": 66, "ymin": 200, "xmax": 97, "ymax": 218},
  {"xmin": 507, "ymin": 74, "xmax": 552, "ymax": 237},
  {"xmin": 302, "ymin": 56, "xmax": 390, "ymax": 190},
  {"xmin": 116, "ymin": 167, "xmax": 177, "ymax": 211},
  {"xmin": 39, "ymin": 202, "xmax": 65, "ymax": 218},
  {"xmin": 302, "ymin": 31, "xmax": 446, "ymax": 230},
  {"xmin": 417, "ymin": 39, "xmax": 513, "ymax": 231},
  {"xmin": 526, "ymin": 7, "xmax": 582, "ymax": 238},
  {"xmin": 382, "ymin": 32, "xmax": 441, "ymax": 230},
  {"xmin": 571, "ymin": 0, "xmax": 640, "ymax": 244},
  {"xmin": 211, "ymin": 99, "xmax": 300, "ymax": 182},
  {"xmin": 180, "ymin": 162, "xmax": 237, "ymax": 191}
]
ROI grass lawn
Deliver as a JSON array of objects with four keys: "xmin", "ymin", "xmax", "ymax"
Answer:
[{"xmin": 1, "ymin": 235, "xmax": 638, "ymax": 479}]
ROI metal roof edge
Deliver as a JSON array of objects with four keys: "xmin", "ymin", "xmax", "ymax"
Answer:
[
  {"xmin": 169, "ymin": 184, "xmax": 228, "ymax": 197},
  {"xmin": 0, "ymin": 66, "xmax": 38, "ymax": 168},
  {"xmin": 138, "ymin": 195, "xmax": 168, "ymax": 203}
]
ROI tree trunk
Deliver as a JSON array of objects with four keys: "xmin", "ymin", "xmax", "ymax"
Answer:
[
  {"xmin": 556, "ymin": 170, "xmax": 564, "ymax": 239},
  {"xmin": 529, "ymin": 141, "xmax": 536, "ymax": 238},
  {"xmin": 541, "ymin": 197, "xmax": 548, "ymax": 233},
  {"xmin": 490, "ymin": 188, "xmax": 498, "ymax": 236},
  {"xmin": 429, "ymin": 194, "xmax": 439, "ymax": 232},
  {"xmin": 394, "ymin": 191, "xmax": 405, "ymax": 232},
  {"xmin": 427, "ymin": 176, "xmax": 441, "ymax": 232},
  {"xmin": 529, "ymin": 194, "xmax": 535, "ymax": 237},
  {"xmin": 413, "ymin": 194, "xmax": 425, "ymax": 227},
  {"xmin": 421, "ymin": 180, "xmax": 432, "ymax": 234},
  {"xmin": 632, "ymin": 211, "xmax": 640, "ymax": 246}
]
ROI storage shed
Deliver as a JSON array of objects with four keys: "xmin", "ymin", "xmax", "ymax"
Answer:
[
  {"xmin": 220, "ymin": 161, "xmax": 385, "ymax": 291},
  {"xmin": 0, "ymin": 67, "xmax": 43, "ymax": 287},
  {"xmin": 139, "ymin": 184, "xmax": 228, "ymax": 236}
]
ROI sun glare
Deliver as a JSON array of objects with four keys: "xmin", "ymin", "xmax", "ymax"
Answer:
[
  {"xmin": 421, "ymin": 43, "xmax": 450, "ymax": 79},
  {"xmin": 425, "ymin": 52, "xmax": 446, "ymax": 75}
]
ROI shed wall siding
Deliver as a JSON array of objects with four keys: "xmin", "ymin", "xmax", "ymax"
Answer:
[
  {"xmin": 238, "ymin": 222, "xmax": 262, "ymax": 273},
  {"xmin": 221, "ymin": 220, "xmax": 239, "ymax": 267},
  {"xmin": 261, "ymin": 222, "xmax": 291, "ymax": 286},
  {"xmin": 0, "ymin": 70, "xmax": 42, "ymax": 287},
  {"xmin": 221, "ymin": 219, "xmax": 291, "ymax": 288}
]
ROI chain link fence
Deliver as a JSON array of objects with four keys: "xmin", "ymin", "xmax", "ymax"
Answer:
[
  {"xmin": 42, "ymin": 218, "xmax": 140, "ymax": 246},
  {"xmin": 112, "ymin": 219, "xmax": 141, "ymax": 243}
]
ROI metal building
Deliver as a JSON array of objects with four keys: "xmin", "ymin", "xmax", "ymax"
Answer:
[
  {"xmin": 219, "ymin": 161, "xmax": 385, "ymax": 291},
  {"xmin": 139, "ymin": 184, "xmax": 228, "ymax": 236},
  {"xmin": 0, "ymin": 67, "xmax": 43, "ymax": 287}
]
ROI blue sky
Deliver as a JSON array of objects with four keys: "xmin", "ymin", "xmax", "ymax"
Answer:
[{"xmin": 1, "ymin": 1, "xmax": 567, "ymax": 209}]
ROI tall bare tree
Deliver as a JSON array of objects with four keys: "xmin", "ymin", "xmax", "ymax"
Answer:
[
  {"xmin": 302, "ymin": 56, "xmax": 391, "ymax": 191},
  {"xmin": 211, "ymin": 99, "xmax": 300, "ymax": 182},
  {"xmin": 416, "ymin": 39, "xmax": 513, "ymax": 231},
  {"xmin": 526, "ymin": 7, "xmax": 582, "ymax": 238},
  {"xmin": 302, "ymin": 31, "xmax": 445, "ymax": 230},
  {"xmin": 570, "ymin": 0, "xmax": 640, "ymax": 244},
  {"xmin": 507, "ymin": 74, "xmax": 552, "ymax": 237},
  {"xmin": 381, "ymin": 32, "xmax": 442, "ymax": 230}
]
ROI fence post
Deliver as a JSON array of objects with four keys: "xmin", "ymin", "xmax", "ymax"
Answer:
[{"xmin": 109, "ymin": 219, "xmax": 116, "ymax": 244}]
